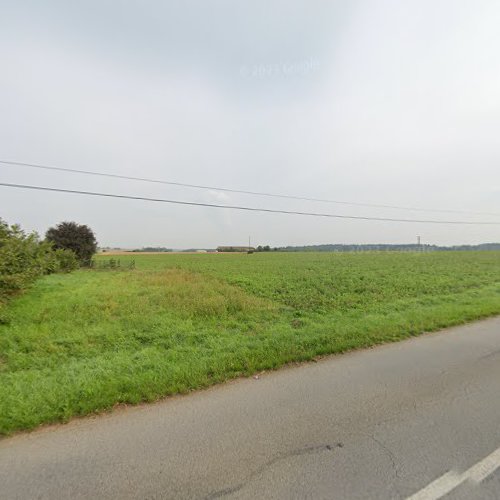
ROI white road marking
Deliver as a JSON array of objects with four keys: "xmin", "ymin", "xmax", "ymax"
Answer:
[
  {"xmin": 406, "ymin": 471, "xmax": 462, "ymax": 500},
  {"xmin": 407, "ymin": 445, "xmax": 500, "ymax": 500},
  {"xmin": 466, "ymin": 445, "xmax": 500, "ymax": 483}
]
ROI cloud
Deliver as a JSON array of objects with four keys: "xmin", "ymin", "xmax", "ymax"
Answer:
[{"xmin": 1, "ymin": 0, "xmax": 499, "ymax": 247}]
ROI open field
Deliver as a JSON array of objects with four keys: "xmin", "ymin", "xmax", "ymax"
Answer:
[{"xmin": 1, "ymin": 251, "xmax": 500, "ymax": 435}]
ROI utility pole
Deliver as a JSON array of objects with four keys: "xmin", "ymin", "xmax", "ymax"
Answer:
[
  {"xmin": 417, "ymin": 235, "xmax": 421, "ymax": 252},
  {"xmin": 247, "ymin": 235, "xmax": 254, "ymax": 254}
]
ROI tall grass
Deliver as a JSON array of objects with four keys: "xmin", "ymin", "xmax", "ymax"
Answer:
[{"xmin": 1, "ymin": 251, "xmax": 499, "ymax": 435}]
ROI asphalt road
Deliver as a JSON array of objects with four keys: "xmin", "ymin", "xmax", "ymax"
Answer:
[{"xmin": 1, "ymin": 317, "xmax": 500, "ymax": 499}]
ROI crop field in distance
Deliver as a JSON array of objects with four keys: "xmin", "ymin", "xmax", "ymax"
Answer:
[{"xmin": 1, "ymin": 251, "xmax": 500, "ymax": 435}]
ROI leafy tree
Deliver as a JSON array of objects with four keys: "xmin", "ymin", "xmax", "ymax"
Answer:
[{"xmin": 46, "ymin": 222, "xmax": 97, "ymax": 266}]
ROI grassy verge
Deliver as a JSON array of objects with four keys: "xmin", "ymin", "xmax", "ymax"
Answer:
[{"xmin": 1, "ymin": 251, "xmax": 500, "ymax": 435}]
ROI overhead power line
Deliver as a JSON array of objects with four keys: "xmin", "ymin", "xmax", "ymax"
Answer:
[
  {"xmin": 1, "ymin": 159, "xmax": 498, "ymax": 217},
  {"xmin": 1, "ymin": 182, "xmax": 499, "ymax": 225}
]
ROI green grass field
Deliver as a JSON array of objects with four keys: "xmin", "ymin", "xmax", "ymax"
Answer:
[{"xmin": 1, "ymin": 251, "xmax": 500, "ymax": 435}]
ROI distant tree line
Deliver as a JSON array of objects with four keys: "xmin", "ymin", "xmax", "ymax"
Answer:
[
  {"xmin": 256, "ymin": 245, "xmax": 278, "ymax": 252},
  {"xmin": 213, "ymin": 243, "xmax": 500, "ymax": 253},
  {"xmin": 131, "ymin": 247, "xmax": 172, "ymax": 253},
  {"xmin": 272, "ymin": 243, "xmax": 500, "ymax": 252},
  {"xmin": 217, "ymin": 246, "xmax": 255, "ymax": 253}
]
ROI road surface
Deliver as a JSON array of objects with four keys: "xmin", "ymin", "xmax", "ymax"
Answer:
[{"xmin": 1, "ymin": 317, "xmax": 500, "ymax": 499}]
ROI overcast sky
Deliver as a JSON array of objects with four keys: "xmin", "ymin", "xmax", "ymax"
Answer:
[{"xmin": 1, "ymin": 0, "xmax": 499, "ymax": 248}]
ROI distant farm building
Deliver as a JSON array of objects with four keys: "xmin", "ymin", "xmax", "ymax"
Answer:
[{"xmin": 217, "ymin": 246, "xmax": 255, "ymax": 253}]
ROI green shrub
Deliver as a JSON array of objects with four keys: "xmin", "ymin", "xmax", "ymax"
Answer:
[
  {"xmin": 54, "ymin": 248, "xmax": 79, "ymax": 272},
  {"xmin": 0, "ymin": 219, "xmax": 79, "ymax": 309},
  {"xmin": 0, "ymin": 220, "xmax": 52, "ymax": 300}
]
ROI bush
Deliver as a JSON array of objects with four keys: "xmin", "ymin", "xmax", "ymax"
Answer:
[
  {"xmin": 0, "ymin": 219, "xmax": 79, "ymax": 314},
  {"xmin": 54, "ymin": 248, "xmax": 79, "ymax": 273},
  {"xmin": 45, "ymin": 222, "xmax": 97, "ymax": 267},
  {"xmin": 0, "ymin": 220, "xmax": 54, "ymax": 301}
]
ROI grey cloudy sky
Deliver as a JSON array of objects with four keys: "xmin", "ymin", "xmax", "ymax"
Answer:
[{"xmin": 1, "ymin": 0, "xmax": 499, "ymax": 248}]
